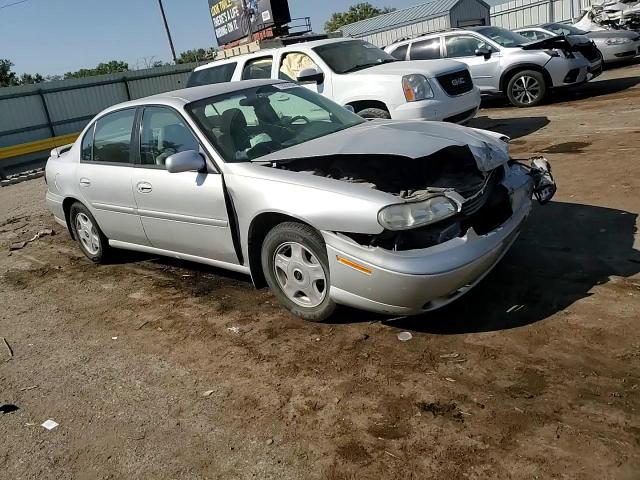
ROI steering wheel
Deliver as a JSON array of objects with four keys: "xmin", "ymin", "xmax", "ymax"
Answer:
[{"xmin": 284, "ymin": 115, "xmax": 311, "ymax": 126}]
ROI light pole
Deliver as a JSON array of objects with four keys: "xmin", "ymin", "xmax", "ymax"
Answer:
[{"xmin": 157, "ymin": 0, "xmax": 178, "ymax": 63}]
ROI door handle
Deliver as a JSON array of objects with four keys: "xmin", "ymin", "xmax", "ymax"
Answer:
[
  {"xmin": 79, "ymin": 178, "xmax": 91, "ymax": 187},
  {"xmin": 137, "ymin": 182, "xmax": 153, "ymax": 194}
]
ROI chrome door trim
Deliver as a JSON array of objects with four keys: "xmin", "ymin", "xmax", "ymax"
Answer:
[
  {"xmin": 92, "ymin": 203, "xmax": 137, "ymax": 215},
  {"xmin": 137, "ymin": 208, "xmax": 229, "ymax": 227}
]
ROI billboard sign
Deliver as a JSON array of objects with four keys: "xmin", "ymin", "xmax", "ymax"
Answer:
[
  {"xmin": 209, "ymin": 0, "xmax": 247, "ymax": 45},
  {"xmin": 208, "ymin": 0, "xmax": 292, "ymax": 46}
]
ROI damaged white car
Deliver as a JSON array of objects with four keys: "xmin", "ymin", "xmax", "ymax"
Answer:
[{"xmin": 45, "ymin": 80, "xmax": 556, "ymax": 321}]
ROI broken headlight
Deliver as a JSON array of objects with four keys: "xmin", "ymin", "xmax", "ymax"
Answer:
[{"xmin": 378, "ymin": 196, "xmax": 459, "ymax": 231}]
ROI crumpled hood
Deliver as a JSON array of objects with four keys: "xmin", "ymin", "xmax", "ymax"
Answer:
[{"xmin": 255, "ymin": 120, "xmax": 510, "ymax": 172}]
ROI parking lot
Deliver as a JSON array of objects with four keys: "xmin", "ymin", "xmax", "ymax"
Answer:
[{"xmin": 1, "ymin": 64, "xmax": 639, "ymax": 479}]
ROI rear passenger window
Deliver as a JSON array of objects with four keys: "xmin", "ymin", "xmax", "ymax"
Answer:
[
  {"xmin": 92, "ymin": 109, "xmax": 136, "ymax": 164},
  {"xmin": 389, "ymin": 44, "xmax": 408, "ymax": 60},
  {"xmin": 187, "ymin": 63, "xmax": 237, "ymax": 87},
  {"xmin": 410, "ymin": 38, "xmax": 441, "ymax": 60},
  {"xmin": 242, "ymin": 57, "xmax": 273, "ymax": 80}
]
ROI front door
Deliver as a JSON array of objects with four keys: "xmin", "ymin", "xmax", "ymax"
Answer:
[
  {"xmin": 443, "ymin": 34, "xmax": 501, "ymax": 93},
  {"xmin": 76, "ymin": 108, "xmax": 149, "ymax": 246},
  {"xmin": 278, "ymin": 51, "xmax": 325, "ymax": 95},
  {"xmin": 131, "ymin": 106, "xmax": 238, "ymax": 264}
]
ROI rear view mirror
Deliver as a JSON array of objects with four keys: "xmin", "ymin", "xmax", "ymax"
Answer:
[
  {"xmin": 344, "ymin": 104, "xmax": 355, "ymax": 113},
  {"xmin": 297, "ymin": 68, "xmax": 324, "ymax": 84},
  {"xmin": 166, "ymin": 150, "xmax": 205, "ymax": 173},
  {"xmin": 475, "ymin": 47, "xmax": 492, "ymax": 59}
]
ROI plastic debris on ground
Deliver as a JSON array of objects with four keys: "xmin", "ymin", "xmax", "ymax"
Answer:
[
  {"xmin": 41, "ymin": 419, "xmax": 59, "ymax": 430},
  {"xmin": 397, "ymin": 331, "xmax": 413, "ymax": 342}
]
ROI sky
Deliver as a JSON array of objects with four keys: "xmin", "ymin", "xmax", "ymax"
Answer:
[{"xmin": 1, "ymin": 0, "xmax": 501, "ymax": 76}]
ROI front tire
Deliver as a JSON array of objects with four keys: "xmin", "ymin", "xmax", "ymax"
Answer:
[
  {"xmin": 261, "ymin": 222, "xmax": 336, "ymax": 322},
  {"xmin": 69, "ymin": 202, "xmax": 110, "ymax": 263},
  {"xmin": 506, "ymin": 70, "xmax": 547, "ymax": 107},
  {"xmin": 356, "ymin": 107, "xmax": 391, "ymax": 119}
]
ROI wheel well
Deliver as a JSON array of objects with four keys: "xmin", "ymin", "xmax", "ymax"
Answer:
[
  {"xmin": 345, "ymin": 100, "xmax": 389, "ymax": 114},
  {"xmin": 247, "ymin": 212, "xmax": 314, "ymax": 289},
  {"xmin": 500, "ymin": 65, "xmax": 551, "ymax": 93},
  {"xmin": 62, "ymin": 197, "xmax": 81, "ymax": 240}
]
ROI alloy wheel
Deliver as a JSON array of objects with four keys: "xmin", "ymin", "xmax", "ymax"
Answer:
[{"xmin": 511, "ymin": 75, "xmax": 541, "ymax": 105}]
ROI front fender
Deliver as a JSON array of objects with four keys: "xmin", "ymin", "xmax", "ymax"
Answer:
[{"xmin": 224, "ymin": 167, "xmax": 391, "ymax": 261}]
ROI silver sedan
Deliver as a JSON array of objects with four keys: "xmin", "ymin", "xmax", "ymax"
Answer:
[{"xmin": 45, "ymin": 79, "xmax": 556, "ymax": 321}]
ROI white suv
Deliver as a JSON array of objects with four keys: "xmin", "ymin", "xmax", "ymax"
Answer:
[{"xmin": 188, "ymin": 38, "xmax": 481, "ymax": 124}]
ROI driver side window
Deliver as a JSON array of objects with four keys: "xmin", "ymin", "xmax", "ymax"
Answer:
[
  {"xmin": 445, "ymin": 35, "xmax": 493, "ymax": 58},
  {"xmin": 139, "ymin": 107, "xmax": 199, "ymax": 168},
  {"xmin": 279, "ymin": 52, "xmax": 319, "ymax": 81}
]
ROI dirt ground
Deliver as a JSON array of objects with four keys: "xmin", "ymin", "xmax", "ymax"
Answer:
[{"xmin": 1, "ymin": 64, "xmax": 639, "ymax": 480}]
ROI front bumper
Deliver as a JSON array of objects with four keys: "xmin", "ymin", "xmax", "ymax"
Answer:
[
  {"xmin": 546, "ymin": 55, "xmax": 591, "ymax": 87},
  {"xmin": 601, "ymin": 40, "xmax": 640, "ymax": 63},
  {"xmin": 324, "ymin": 164, "xmax": 535, "ymax": 316},
  {"xmin": 390, "ymin": 86, "xmax": 481, "ymax": 124}
]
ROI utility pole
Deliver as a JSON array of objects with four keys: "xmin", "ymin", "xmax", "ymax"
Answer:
[{"xmin": 157, "ymin": 0, "xmax": 178, "ymax": 63}]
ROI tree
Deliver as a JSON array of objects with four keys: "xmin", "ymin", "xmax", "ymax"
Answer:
[
  {"xmin": 325, "ymin": 3, "xmax": 396, "ymax": 32},
  {"xmin": 18, "ymin": 72, "xmax": 45, "ymax": 85},
  {"xmin": 64, "ymin": 60, "xmax": 129, "ymax": 79},
  {"xmin": 0, "ymin": 59, "xmax": 19, "ymax": 87},
  {"xmin": 177, "ymin": 48, "xmax": 216, "ymax": 64}
]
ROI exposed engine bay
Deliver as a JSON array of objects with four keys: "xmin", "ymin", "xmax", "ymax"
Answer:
[
  {"xmin": 271, "ymin": 145, "xmax": 487, "ymax": 200},
  {"xmin": 270, "ymin": 148, "xmax": 556, "ymax": 252}
]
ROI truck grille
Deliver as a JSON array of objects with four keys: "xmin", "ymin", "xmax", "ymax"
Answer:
[{"xmin": 436, "ymin": 69, "xmax": 473, "ymax": 96}]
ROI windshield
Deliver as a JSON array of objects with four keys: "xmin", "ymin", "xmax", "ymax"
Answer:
[
  {"xmin": 475, "ymin": 26, "xmax": 530, "ymax": 47},
  {"xmin": 544, "ymin": 23, "xmax": 588, "ymax": 35},
  {"xmin": 186, "ymin": 83, "xmax": 365, "ymax": 163},
  {"xmin": 313, "ymin": 40, "xmax": 396, "ymax": 74}
]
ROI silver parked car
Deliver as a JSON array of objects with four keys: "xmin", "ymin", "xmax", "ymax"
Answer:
[
  {"xmin": 516, "ymin": 23, "xmax": 640, "ymax": 64},
  {"xmin": 45, "ymin": 80, "xmax": 556, "ymax": 321},
  {"xmin": 385, "ymin": 26, "xmax": 602, "ymax": 107}
]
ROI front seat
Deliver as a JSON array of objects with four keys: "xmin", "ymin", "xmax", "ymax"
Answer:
[{"xmin": 218, "ymin": 108, "xmax": 251, "ymax": 161}]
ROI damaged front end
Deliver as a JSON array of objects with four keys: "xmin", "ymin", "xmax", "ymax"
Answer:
[{"xmin": 271, "ymin": 143, "xmax": 556, "ymax": 252}]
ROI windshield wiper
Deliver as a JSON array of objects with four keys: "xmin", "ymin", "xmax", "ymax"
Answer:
[{"xmin": 340, "ymin": 58, "xmax": 397, "ymax": 74}]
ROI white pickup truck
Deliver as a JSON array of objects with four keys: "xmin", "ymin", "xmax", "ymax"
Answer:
[{"xmin": 188, "ymin": 38, "xmax": 482, "ymax": 124}]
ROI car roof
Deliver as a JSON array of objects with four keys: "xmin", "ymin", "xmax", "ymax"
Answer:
[
  {"xmin": 98, "ymin": 79, "xmax": 281, "ymax": 114},
  {"xmin": 193, "ymin": 37, "xmax": 363, "ymax": 72},
  {"xmin": 387, "ymin": 27, "xmax": 492, "ymax": 48}
]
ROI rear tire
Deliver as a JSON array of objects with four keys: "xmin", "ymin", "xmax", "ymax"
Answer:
[
  {"xmin": 69, "ymin": 202, "xmax": 111, "ymax": 264},
  {"xmin": 506, "ymin": 70, "xmax": 547, "ymax": 107},
  {"xmin": 261, "ymin": 222, "xmax": 336, "ymax": 322},
  {"xmin": 356, "ymin": 107, "xmax": 391, "ymax": 119}
]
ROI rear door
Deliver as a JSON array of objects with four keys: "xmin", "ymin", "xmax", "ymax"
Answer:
[
  {"xmin": 409, "ymin": 37, "xmax": 443, "ymax": 60},
  {"xmin": 241, "ymin": 56, "xmax": 274, "ymax": 80},
  {"xmin": 443, "ymin": 34, "xmax": 501, "ymax": 92},
  {"xmin": 130, "ymin": 105, "xmax": 238, "ymax": 264},
  {"xmin": 187, "ymin": 62, "xmax": 238, "ymax": 87},
  {"xmin": 76, "ymin": 108, "xmax": 149, "ymax": 246}
]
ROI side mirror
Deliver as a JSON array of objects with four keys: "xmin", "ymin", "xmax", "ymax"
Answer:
[
  {"xmin": 297, "ymin": 67, "xmax": 324, "ymax": 84},
  {"xmin": 166, "ymin": 150, "xmax": 206, "ymax": 174},
  {"xmin": 475, "ymin": 47, "xmax": 492, "ymax": 60}
]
